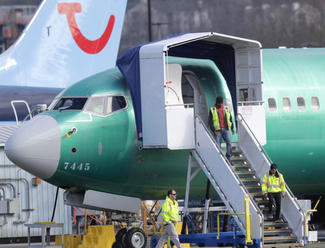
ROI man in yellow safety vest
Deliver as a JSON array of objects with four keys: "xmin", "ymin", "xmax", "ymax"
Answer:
[
  {"xmin": 209, "ymin": 96, "xmax": 234, "ymax": 161},
  {"xmin": 262, "ymin": 163, "xmax": 286, "ymax": 222},
  {"xmin": 156, "ymin": 189, "xmax": 184, "ymax": 248}
]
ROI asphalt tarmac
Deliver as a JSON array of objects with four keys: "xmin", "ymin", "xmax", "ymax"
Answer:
[{"xmin": 0, "ymin": 242, "xmax": 324, "ymax": 247}]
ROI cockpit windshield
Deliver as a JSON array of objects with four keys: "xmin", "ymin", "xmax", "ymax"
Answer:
[
  {"xmin": 84, "ymin": 95, "xmax": 127, "ymax": 116},
  {"xmin": 53, "ymin": 97, "xmax": 88, "ymax": 111}
]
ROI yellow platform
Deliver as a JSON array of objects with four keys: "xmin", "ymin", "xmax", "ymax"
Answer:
[
  {"xmin": 79, "ymin": 225, "xmax": 116, "ymax": 248},
  {"xmin": 56, "ymin": 225, "xmax": 115, "ymax": 248},
  {"xmin": 55, "ymin": 235, "xmax": 82, "ymax": 248}
]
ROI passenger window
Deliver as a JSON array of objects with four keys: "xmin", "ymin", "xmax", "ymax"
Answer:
[
  {"xmin": 85, "ymin": 96, "xmax": 105, "ymax": 115},
  {"xmin": 297, "ymin": 97, "xmax": 306, "ymax": 112},
  {"xmin": 106, "ymin": 96, "xmax": 127, "ymax": 115},
  {"xmin": 282, "ymin": 97, "xmax": 291, "ymax": 112},
  {"xmin": 268, "ymin": 98, "xmax": 277, "ymax": 112},
  {"xmin": 311, "ymin": 97, "xmax": 320, "ymax": 111}
]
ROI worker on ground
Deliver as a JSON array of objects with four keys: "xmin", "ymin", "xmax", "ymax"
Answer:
[
  {"xmin": 209, "ymin": 96, "xmax": 234, "ymax": 161},
  {"xmin": 261, "ymin": 163, "xmax": 286, "ymax": 222},
  {"xmin": 156, "ymin": 189, "xmax": 184, "ymax": 248}
]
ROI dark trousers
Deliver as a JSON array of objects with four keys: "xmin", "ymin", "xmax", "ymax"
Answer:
[{"xmin": 268, "ymin": 192, "xmax": 281, "ymax": 219}]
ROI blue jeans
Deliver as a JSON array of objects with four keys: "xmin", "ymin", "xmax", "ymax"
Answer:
[{"xmin": 214, "ymin": 129, "xmax": 232, "ymax": 160}]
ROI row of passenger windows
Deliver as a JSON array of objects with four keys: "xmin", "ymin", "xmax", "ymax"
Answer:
[
  {"xmin": 268, "ymin": 96, "xmax": 320, "ymax": 112},
  {"xmin": 53, "ymin": 96, "xmax": 127, "ymax": 116}
]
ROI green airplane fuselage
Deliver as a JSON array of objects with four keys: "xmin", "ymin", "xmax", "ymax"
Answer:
[{"xmin": 46, "ymin": 48, "xmax": 325, "ymax": 199}]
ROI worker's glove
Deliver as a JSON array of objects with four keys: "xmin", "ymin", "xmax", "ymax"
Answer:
[
  {"xmin": 232, "ymin": 130, "xmax": 235, "ymax": 135},
  {"xmin": 281, "ymin": 192, "xmax": 286, "ymax": 197},
  {"xmin": 263, "ymin": 193, "xmax": 268, "ymax": 200}
]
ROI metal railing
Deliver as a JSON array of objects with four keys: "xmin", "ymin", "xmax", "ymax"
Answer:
[
  {"xmin": 238, "ymin": 101, "xmax": 264, "ymax": 106},
  {"xmin": 22, "ymin": 104, "xmax": 47, "ymax": 122},
  {"xmin": 304, "ymin": 197, "xmax": 321, "ymax": 243},
  {"xmin": 237, "ymin": 113, "xmax": 271, "ymax": 163},
  {"xmin": 10, "ymin": 100, "xmax": 31, "ymax": 125},
  {"xmin": 217, "ymin": 194, "xmax": 253, "ymax": 244},
  {"xmin": 194, "ymin": 115, "xmax": 263, "ymax": 240},
  {"xmin": 237, "ymin": 112, "xmax": 306, "ymax": 244}
]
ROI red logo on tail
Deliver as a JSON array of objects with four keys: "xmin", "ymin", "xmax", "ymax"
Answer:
[{"xmin": 58, "ymin": 3, "xmax": 115, "ymax": 54}]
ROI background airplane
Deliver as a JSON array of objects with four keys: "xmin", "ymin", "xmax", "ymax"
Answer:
[{"xmin": 0, "ymin": 0, "xmax": 127, "ymax": 123}]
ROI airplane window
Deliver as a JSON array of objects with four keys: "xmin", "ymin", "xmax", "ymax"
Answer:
[
  {"xmin": 282, "ymin": 97, "xmax": 291, "ymax": 112},
  {"xmin": 106, "ymin": 96, "xmax": 127, "ymax": 114},
  {"xmin": 311, "ymin": 96, "xmax": 320, "ymax": 111},
  {"xmin": 267, "ymin": 98, "xmax": 277, "ymax": 112},
  {"xmin": 53, "ymin": 97, "xmax": 88, "ymax": 110},
  {"xmin": 297, "ymin": 97, "xmax": 306, "ymax": 112},
  {"xmin": 49, "ymin": 90, "xmax": 65, "ymax": 110},
  {"xmin": 85, "ymin": 96, "xmax": 105, "ymax": 115}
]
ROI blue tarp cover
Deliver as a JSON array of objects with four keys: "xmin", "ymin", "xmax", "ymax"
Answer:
[{"xmin": 117, "ymin": 35, "xmax": 236, "ymax": 139}]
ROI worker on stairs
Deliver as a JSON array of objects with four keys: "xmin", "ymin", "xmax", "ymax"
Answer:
[
  {"xmin": 209, "ymin": 96, "xmax": 234, "ymax": 162},
  {"xmin": 262, "ymin": 163, "xmax": 286, "ymax": 222}
]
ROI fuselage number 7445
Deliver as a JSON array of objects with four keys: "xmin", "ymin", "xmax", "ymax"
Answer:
[{"xmin": 63, "ymin": 162, "xmax": 91, "ymax": 172}]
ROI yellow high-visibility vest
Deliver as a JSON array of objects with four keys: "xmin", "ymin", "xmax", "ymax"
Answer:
[
  {"xmin": 161, "ymin": 196, "xmax": 179, "ymax": 225},
  {"xmin": 261, "ymin": 173, "xmax": 286, "ymax": 193},
  {"xmin": 210, "ymin": 106, "xmax": 232, "ymax": 131}
]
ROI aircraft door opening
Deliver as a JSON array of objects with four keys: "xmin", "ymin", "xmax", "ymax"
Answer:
[
  {"xmin": 139, "ymin": 32, "xmax": 264, "ymax": 149},
  {"xmin": 165, "ymin": 64, "xmax": 195, "ymax": 150},
  {"xmin": 164, "ymin": 67, "xmax": 208, "ymax": 150},
  {"xmin": 182, "ymin": 71, "xmax": 208, "ymax": 127}
]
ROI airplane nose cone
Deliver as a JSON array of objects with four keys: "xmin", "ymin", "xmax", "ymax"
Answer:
[{"xmin": 5, "ymin": 115, "xmax": 61, "ymax": 179}]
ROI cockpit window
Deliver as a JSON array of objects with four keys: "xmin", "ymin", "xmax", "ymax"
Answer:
[
  {"xmin": 84, "ymin": 95, "xmax": 127, "ymax": 116},
  {"xmin": 85, "ymin": 96, "xmax": 105, "ymax": 115},
  {"xmin": 106, "ymin": 96, "xmax": 127, "ymax": 115},
  {"xmin": 53, "ymin": 97, "xmax": 88, "ymax": 110}
]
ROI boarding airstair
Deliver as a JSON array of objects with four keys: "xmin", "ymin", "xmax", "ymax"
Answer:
[
  {"xmin": 119, "ymin": 32, "xmax": 309, "ymax": 247},
  {"xmin": 191, "ymin": 114, "xmax": 306, "ymax": 247},
  {"xmin": 231, "ymin": 146, "xmax": 301, "ymax": 247}
]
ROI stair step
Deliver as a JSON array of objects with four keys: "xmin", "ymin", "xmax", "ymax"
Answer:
[
  {"xmin": 264, "ymin": 235, "xmax": 297, "ymax": 244},
  {"xmin": 255, "ymin": 199, "xmax": 269, "ymax": 205},
  {"xmin": 231, "ymin": 149, "xmax": 242, "ymax": 155},
  {"xmin": 230, "ymin": 156, "xmax": 247, "ymax": 162},
  {"xmin": 246, "ymin": 185, "xmax": 261, "ymax": 190},
  {"xmin": 264, "ymin": 221, "xmax": 288, "ymax": 228},
  {"xmin": 260, "ymin": 206, "xmax": 270, "ymax": 211},
  {"xmin": 236, "ymin": 171, "xmax": 255, "ymax": 176},
  {"xmin": 253, "ymin": 195, "xmax": 265, "ymax": 201},
  {"xmin": 263, "ymin": 242, "xmax": 302, "ymax": 247},
  {"xmin": 264, "ymin": 228, "xmax": 292, "ymax": 236},
  {"xmin": 262, "ymin": 211, "xmax": 278, "ymax": 218},
  {"xmin": 240, "ymin": 178, "xmax": 260, "ymax": 182},
  {"xmin": 233, "ymin": 164, "xmax": 251, "ymax": 169},
  {"xmin": 249, "ymin": 192, "xmax": 264, "ymax": 196}
]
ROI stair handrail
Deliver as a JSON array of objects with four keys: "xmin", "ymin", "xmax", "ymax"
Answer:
[
  {"xmin": 194, "ymin": 115, "xmax": 264, "ymax": 239},
  {"xmin": 10, "ymin": 100, "xmax": 32, "ymax": 125},
  {"xmin": 237, "ymin": 112, "xmax": 305, "ymax": 244},
  {"xmin": 237, "ymin": 113, "xmax": 303, "ymax": 208},
  {"xmin": 237, "ymin": 113, "xmax": 271, "ymax": 163}
]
